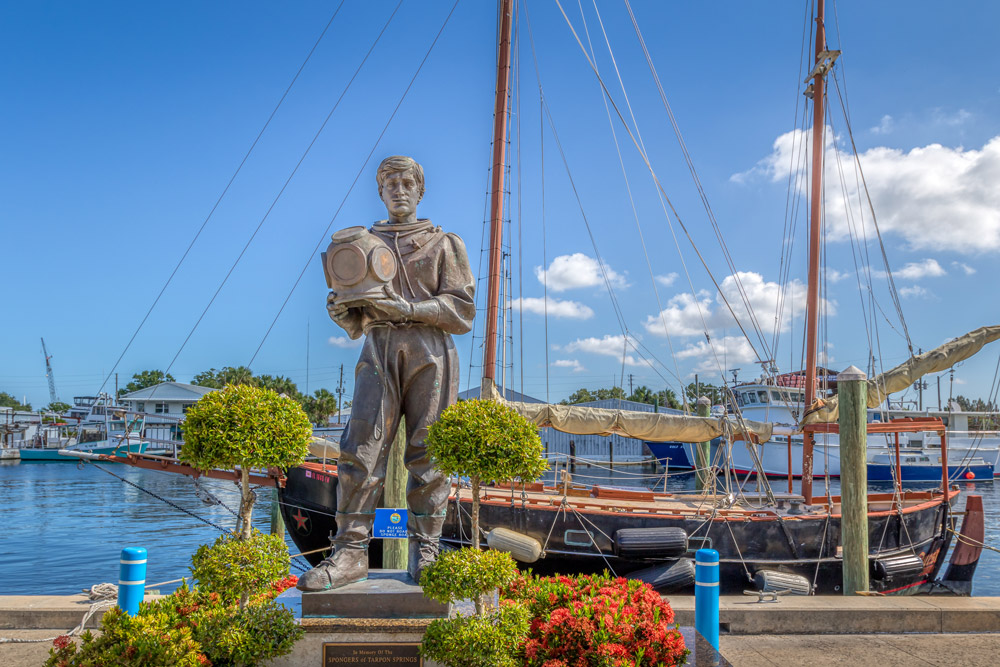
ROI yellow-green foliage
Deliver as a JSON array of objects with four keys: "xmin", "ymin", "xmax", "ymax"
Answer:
[
  {"xmin": 191, "ymin": 531, "xmax": 289, "ymax": 603},
  {"xmin": 181, "ymin": 384, "xmax": 311, "ymax": 472},
  {"xmin": 426, "ymin": 399, "xmax": 547, "ymax": 484},
  {"xmin": 45, "ymin": 586, "xmax": 303, "ymax": 667},
  {"xmin": 420, "ymin": 604, "xmax": 530, "ymax": 667},
  {"xmin": 419, "ymin": 548, "xmax": 519, "ymax": 605}
]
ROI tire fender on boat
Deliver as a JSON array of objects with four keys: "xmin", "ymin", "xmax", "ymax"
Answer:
[{"xmin": 613, "ymin": 527, "xmax": 688, "ymax": 559}]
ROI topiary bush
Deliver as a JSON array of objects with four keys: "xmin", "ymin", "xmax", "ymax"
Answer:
[
  {"xmin": 420, "ymin": 603, "xmax": 530, "ymax": 667},
  {"xmin": 181, "ymin": 384, "xmax": 311, "ymax": 541},
  {"xmin": 425, "ymin": 399, "xmax": 547, "ymax": 549},
  {"xmin": 190, "ymin": 531, "xmax": 289, "ymax": 604},
  {"xmin": 419, "ymin": 548, "xmax": 519, "ymax": 607}
]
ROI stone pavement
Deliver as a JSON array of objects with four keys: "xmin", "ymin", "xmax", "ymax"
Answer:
[{"xmin": 719, "ymin": 633, "xmax": 1000, "ymax": 666}]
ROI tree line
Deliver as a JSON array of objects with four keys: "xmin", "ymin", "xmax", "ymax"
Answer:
[
  {"xmin": 558, "ymin": 382, "xmax": 726, "ymax": 410},
  {"xmin": 114, "ymin": 368, "xmax": 347, "ymax": 426}
]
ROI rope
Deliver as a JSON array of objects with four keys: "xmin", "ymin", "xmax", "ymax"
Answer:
[
  {"xmin": 90, "ymin": 2, "xmax": 347, "ymax": 400},
  {"xmin": 89, "ymin": 462, "xmax": 234, "ymax": 534},
  {"xmin": 245, "ymin": 0, "xmax": 460, "ymax": 368},
  {"xmin": 947, "ymin": 527, "xmax": 1000, "ymax": 556}
]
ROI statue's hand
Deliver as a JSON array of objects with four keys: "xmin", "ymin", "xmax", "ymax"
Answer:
[
  {"xmin": 367, "ymin": 285, "xmax": 414, "ymax": 323},
  {"xmin": 327, "ymin": 291, "xmax": 351, "ymax": 323}
]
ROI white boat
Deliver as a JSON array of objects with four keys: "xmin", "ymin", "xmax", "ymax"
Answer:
[{"xmin": 649, "ymin": 381, "xmax": 1000, "ymax": 478}]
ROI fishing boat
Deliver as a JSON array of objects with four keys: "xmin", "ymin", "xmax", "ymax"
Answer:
[{"xmin": 19, "ymin": 417, "xmax": 149, "ymax": 461}]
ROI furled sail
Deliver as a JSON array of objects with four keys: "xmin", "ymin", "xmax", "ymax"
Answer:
[
  {"xmin": 802, "ymin": 325, "xmax": 1000, "ymax": 424},
  {"xmin": 486, "ymin": 383, "xmax": 773, "ymax": 444}
]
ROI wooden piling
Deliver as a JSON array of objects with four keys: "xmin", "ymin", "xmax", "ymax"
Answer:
[
  {"xmin": 269, "ymin": 488, "xmax": 285, "ymax": 539},
  {"xmin": 384, "ymin": 417, "xmax": 408, "ymax": 570},
  {"xmin": 696, "ymin": 396, "xmax": 712, "ymax": 491},
  {"xmin": 838, "ymin": 365, "xmax": 869, "ymax": 595}
]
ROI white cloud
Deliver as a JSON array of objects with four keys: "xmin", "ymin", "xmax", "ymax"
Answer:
[
  {"xmin": 509, "ymin": 297, "xmax": 594, "ymax": 319},
  {"xmin": 952, "ymin": 261, "xmax": 976, "ymax": 275},
  {"xmin": 535, "ymin": 253, "xmax": 627, "ymax": 292},
  {"xmin": 552, "ymin": 359, "xmax": 585, "ymax": 372},
  {"xmin": 676, "ymin": 335, "xmax": 759, "ymax": 376},
  {"xmin": 733, "ymin": 130, "xmax": 1000, "ymax": 253},
  {"xmin": 870, "ymin": 114, "xmax": 894, "ymax": 135},
  {"xmin": 899, "ymin": 285, "xmax": 930, "ymax": 299},
  {"xmin": 654, "ymin": 273, "xmax": 678, "ymax": 287},
  {"xmin": 819, "ymin": 342, "xmax": 835, "ymax": 366},
  {"xmin": 328, "ymin": 336, "xmax": 362, "ymax": 349},
  {"xmin": 643, "ymin": 271, "xmax": 833, "ymax": 339},
  {"xmin": 827, "ymin": 268, "xmax": 850, "ymax": 283},
  {"xmin": 561, "ymin": 334, "xmax": 649, "ymax": 367},
  {"xmin": 894, "ymin": 258, "xmax": 946, "ymax": 280},
  {"xmin": 931, "ymin": 108, "xmax": 972, "ymax": 127}
]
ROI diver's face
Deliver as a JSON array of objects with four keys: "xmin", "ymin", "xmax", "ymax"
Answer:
[{"xmin": 380, "ymin": 170, "xmax": 420, "ymax": 221}]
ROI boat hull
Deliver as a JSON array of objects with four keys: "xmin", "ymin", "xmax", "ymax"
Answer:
[
  {"xmin": 18, "ymin": 441, "xmax": 148, "ymax": 461},
  {"xmin": 867, "ymin": 461, "xmax": 994, "ymax": 483},
  {"xmin": 279, "ymin": 464, "xmax": 957, "ymax": 595}
]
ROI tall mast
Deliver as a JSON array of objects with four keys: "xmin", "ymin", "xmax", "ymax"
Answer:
[
  {"xmin": 482, "ymin": 0, "xmax": 515, "ymax": 393},
  {"xmin": 802, "ymin": 0, "xmax": 837, "ymax": 503}
]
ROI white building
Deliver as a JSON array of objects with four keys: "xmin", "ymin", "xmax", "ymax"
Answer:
[{"xmin": 119, "ymin": 382, "xmax": 217, "ymax": 442}]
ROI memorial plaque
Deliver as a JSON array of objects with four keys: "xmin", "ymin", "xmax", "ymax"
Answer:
[{"xmin": 323, "ymin": 642, "xmax": 421, "ymax": 666}]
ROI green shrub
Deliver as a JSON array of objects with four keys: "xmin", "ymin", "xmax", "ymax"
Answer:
[
  {"xmin": 181, "ymin": 384, "xmax": 311, "ymax": 543},
  {"xmin": 426, "ymin": 399, "xmax": 546, "ymax": 549},
  {"xmin": 420, "ymin": 604, "xmax": 530, "ymax": 667},
  {"xmin": 419, "ymin": 548, "xmax": 519, "ymax": 606},
  {"xmin": 46, "ymin": 580, "xmax": 303, "ymax": 667},
  {"xmin": 191, "ymin": 531, "xmax": 289, "ymax": 604}
]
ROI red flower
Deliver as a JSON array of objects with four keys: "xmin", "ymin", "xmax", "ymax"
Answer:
[{"xmin": 52, "ymin": 635, "xmax": 71, "ymax": 650}]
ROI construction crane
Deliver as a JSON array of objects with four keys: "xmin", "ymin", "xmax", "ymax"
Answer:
[{"xmin": 40, "ymin": 337, "xmax": 59, "ymax": 405}]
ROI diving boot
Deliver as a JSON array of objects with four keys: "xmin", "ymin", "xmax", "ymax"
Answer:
[
  {"xmin": 407, "ymin": 538, "xmax": 439, "ymax": 585},
  {"xmin": 296, "ymin": 548, "xmax": 368, "ymax": 592}
]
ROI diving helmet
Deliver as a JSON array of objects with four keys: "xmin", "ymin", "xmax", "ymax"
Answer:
[{"xmin": 322, "ymin": 226, "xmax": 397, "ymax": 306}]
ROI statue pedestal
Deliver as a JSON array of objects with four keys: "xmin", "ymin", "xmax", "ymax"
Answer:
[
  {"xmin": 266, "ymin": 570, "xmax": 449, "ymax": 667},
  {"xmin": 300, "ymin": 570, "xmax": 450, "ymax": 619}
]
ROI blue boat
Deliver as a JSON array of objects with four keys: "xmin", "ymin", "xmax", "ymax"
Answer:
[
  {"xmin": 644, "ymin": 439, "xmax": 723, "ymax": 472},
  {"xmin": 867, "ymin": 453, "xmax": 994, "ymax": 483}
]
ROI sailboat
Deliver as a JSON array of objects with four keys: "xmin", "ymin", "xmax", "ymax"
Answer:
[{"xmin": 275, "ymin": 0, "xmax": 989, "ymax": 595}]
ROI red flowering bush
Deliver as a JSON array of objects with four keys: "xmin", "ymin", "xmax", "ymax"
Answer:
[{"xmin": 503, "ymin": 573, "xmax": 689, "ymax": 667}]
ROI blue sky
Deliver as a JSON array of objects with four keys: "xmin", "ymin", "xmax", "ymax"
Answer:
[{"xmin": 3, "ymin": 1, "xmax": 1000, "ymax": 410}]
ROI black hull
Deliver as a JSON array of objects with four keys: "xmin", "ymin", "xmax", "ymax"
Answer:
[{"xmin": 279, "ymin": 464, "xmax": 958, "ymax": 595}]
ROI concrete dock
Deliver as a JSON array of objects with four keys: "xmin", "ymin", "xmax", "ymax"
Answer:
[{"xmin": 2, "ymin": 594, "xmax": 998, "ymax": 666}]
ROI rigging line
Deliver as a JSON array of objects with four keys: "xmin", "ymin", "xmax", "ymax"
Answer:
[
  {"xmin": 582, "ymin": 0, "xmax": 685, "ymax": 399},
  {"xmin": 245, "ymin": 0, "xmax": 462, "ymax": 368},
  {"xmin": 514, "ymin": 1, "xmax": 524, "ymax": 397},
  {"xmin": 91, "ymin": 2, "xmax": 347, "ymax": 398},
  {"xmin": 466, "ymin": 165, "xmax": 495, "ymax": 392},
  {"xmin": 163, "ymin": 0, "xmax": 405, "ymax": 377},
  {"xmin": 829, "ymin": 73, "xmax": 912, "ymax": 352},
  {"xmin": 520, "ymin": 0, "xmax": 550, "ymax": 403},
  {"xmin": 551, "ymin": 0, "xmax": 767, "ymax": 375},
  {"xmin": 620, "ymin": 0, "xmax": 773, "ymax": 364}
]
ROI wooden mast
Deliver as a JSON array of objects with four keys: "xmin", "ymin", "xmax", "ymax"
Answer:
[
  {"xmin": 801, "ymin": 0, "xmax": 826, "ymax": 504},
  {"xmin": 482, "ymin": 0, "xmax": 515, "ymax": 395}
]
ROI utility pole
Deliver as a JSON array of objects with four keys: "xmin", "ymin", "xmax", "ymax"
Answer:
[
  {"xmin": 949, "ymin": 368, "xmax": 955, "ymax": 406},
  {"xmin": 937, "ymin": 376, "xmax": 942, "ymax": 411},
  {"xmin": 336, "ymin": 364, "xmax": 345, "ymax": 423},
  {"xmin": 628, "ymin": 374, "xmax": 634, "ymax": 397},
  {"xmin": 306, "ymin": 319, "xmax": 310, "ymax": 396}
]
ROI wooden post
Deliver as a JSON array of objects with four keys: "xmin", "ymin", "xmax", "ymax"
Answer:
[
  {"xmin": 609, "ymin": 440, "xmax": 614, "ymax": 470},
  {"xmin": 269, "ymin": 488, "xmax": 285, "ymax": 539},
  {"xmin": 384, "ymin": 416, "xmax": 408, "ymax": 570},
  {"xmin": 696, "ymin": 396, "xmax": 712, "ymax": 490},
  {"xmin": 838, "ymin": 365, "xmax": 869, "ymax": 595}
]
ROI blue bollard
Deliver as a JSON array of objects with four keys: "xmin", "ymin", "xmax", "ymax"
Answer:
[
  {"xmin": 695, "ymin": 548, "xmax": 720, "ymax": 650},
  {"xmin": 118, "ymin": 547, "xmax": 147, "ymax": 616}
]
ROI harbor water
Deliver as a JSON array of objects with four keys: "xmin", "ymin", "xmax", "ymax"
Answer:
[{"xmin": 0, "ymin": 459, "xmax": 997, "ymax": 596}]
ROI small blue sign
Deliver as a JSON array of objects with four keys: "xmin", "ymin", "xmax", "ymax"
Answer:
[{"xmin": 373, "ymin": 508, "xmax": 408, "ymax": 538}]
